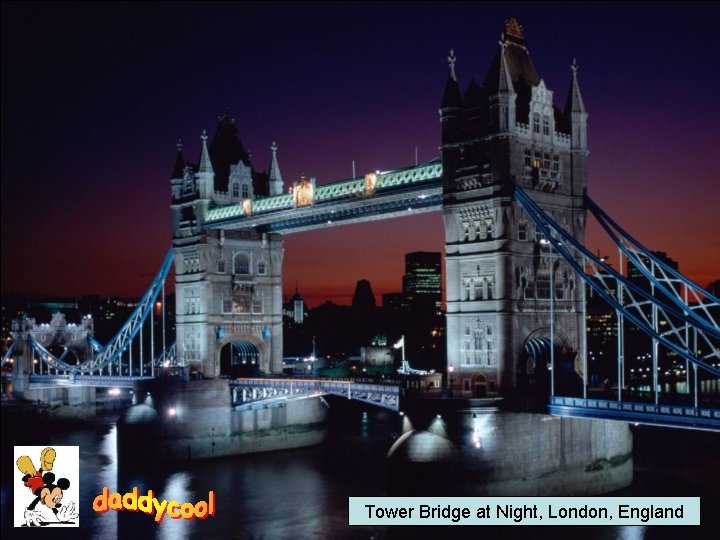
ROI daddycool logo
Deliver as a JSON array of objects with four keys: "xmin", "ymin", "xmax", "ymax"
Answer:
[{"xmin": 93, "ymin": 487, "xmax": 215, "ymax": 523}]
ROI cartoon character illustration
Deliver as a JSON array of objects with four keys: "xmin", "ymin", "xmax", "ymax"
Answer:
[{"xmin": 16, "ymin": 447, "xmax": 78, "ymax": 526}]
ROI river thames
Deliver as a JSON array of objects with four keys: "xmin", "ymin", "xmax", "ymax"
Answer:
[{"xmin": 1, "ymin": 398, "xmax": 718, "ymax": 539}]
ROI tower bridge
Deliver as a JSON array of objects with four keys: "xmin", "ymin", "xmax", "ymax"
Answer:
[{"xmin": 3, "ymin": 15, "xmax": 718, "ymax": 466}]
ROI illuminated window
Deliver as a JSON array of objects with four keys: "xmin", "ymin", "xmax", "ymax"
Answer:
[{"xmin": 233, "ymin": 253, "xmax": 250, "ymax": 275}]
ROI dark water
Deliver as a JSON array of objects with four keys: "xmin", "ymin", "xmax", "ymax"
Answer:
[{"xmin": 2, "ymin": 399, "xmax": 718, "ymax": 540}]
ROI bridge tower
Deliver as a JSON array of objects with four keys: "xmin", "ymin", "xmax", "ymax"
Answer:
[
  {"xmin": 441, "ymin": 18, "xmax": 588, "ymax": 403},
  {"xmin": 9, "ymin": 312, "xmax": 95, "ymax": 404},
  {"xmin": 170, "ymin": 113, "xmax": 285, "ymax": 378}
]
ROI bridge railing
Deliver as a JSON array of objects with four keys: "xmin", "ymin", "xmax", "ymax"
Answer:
[
  {"xmin": 549, "ymin": 395, "xmax": 720, "ymax": 430},
  {"xmin": 228, "ymin": 377, "xmax": 400, "ymax": 411}
]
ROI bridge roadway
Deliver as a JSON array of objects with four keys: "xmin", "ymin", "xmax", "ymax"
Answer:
[{"xmin": 549, "ymin": 396, "xmax": 720, "ymax": 431}]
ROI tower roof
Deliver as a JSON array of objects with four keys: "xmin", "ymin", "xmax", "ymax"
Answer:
[
  {"xmin": 483, "ymin": 18, "xmax": 540, "ymax": 122},
  {"xmin": 208, "ymin": 110, "xmax": 252, "ymax": 193}
]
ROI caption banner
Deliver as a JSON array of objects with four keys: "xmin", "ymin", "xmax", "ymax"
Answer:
[{"xmin": 349, "ymin": 497, "xmax": 700, "ymax": 526}]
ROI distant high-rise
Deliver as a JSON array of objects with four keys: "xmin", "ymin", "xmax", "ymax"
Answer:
[
  {"xmin": 352, "ymin": 279, "xmax": 376, "ymax": 311},
  {"xmin": 403, "ymin": 252, "xmax": 442, "ymax": 313},
  {"xmin": 627, "ymin": 251, "xmax": 678, "ymax": 290}
]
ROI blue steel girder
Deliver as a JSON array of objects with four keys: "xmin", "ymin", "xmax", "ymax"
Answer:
[
  {"xmin": 514, "ymin": 185, "xmax": 720, "ymax": 377},
  {"xmin": 586, "ymin": 195, "xmax": 720, "ymax": 332},
  {"xmin": 1, "ymin": 342, "xmax": 15, "ymax": 369},
  {"xmin": 26, "ymin": 249, "xmax": 175, "ymax": 375}
]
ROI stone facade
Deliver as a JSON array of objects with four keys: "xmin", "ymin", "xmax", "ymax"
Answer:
[
  {"xmin": 441, "ymin": 18, "xmax": 589, "ymax": 401},
  {"xmin": 171, "ymin": 118, "xmax": 285, "ymax": 377}
]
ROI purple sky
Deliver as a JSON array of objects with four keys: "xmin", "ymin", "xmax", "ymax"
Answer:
[{"xmin": 2, "ymin": 2, "xmax": 719, "ymax": 307}]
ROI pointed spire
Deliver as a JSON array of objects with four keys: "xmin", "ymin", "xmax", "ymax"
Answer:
[
  {"xmin": 564, "ymin": 58, "xmax": 586, "ymax": 115},
  {"xmin": 448, "ymin": 49, "xmax": 457, "ymax": 82},
  {"xmin": 268, "ymin": 141, "xmax": 284, "ymax": 196},
  {"xmin": 198, "ymin": 130, "xmax": 214, "ymax": 174},
  {"xmin": 171, "ymin": 138, "xmax": 185, "ymax": 178},
  {"xmin": 441, "ymin": 49, "xmax": 462, "ymax": 109},
  {"xmin": 497, "ymin": 39, "xmax": 515, "ymax": 94}
]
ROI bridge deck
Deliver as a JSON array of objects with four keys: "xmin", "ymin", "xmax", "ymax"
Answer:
[
  {"xmin": 549, "ymin": 396, "xmax": 720, "ymax": 431},
  {"xmin": 229, "ymin": 378, "xmax": 400, "ymax": 411}
]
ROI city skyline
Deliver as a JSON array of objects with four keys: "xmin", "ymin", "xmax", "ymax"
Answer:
[{"xmin": 2, "ymin": 2, "xmax": 719, "ymax": 307}]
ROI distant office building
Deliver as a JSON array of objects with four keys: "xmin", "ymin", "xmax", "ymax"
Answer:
[
  {"xmin": 627, "ymin": 251, "xmax": 678, "ymax": 290},
  {"xmin": 403, "ymin": 252, "xmax": 441, "ymax": 313}
]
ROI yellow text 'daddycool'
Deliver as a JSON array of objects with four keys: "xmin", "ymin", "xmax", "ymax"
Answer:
[{"xmin": 93, "ymin": 487, "xmax": 215, "ymax": 523}]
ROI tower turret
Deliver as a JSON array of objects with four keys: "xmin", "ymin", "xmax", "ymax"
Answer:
[
  {"xmin": 268, "ymin": 141, "xmax": 284, "ymax": 196},
  {"xmin": 196, "ymin": 130, "xmax": 215, "ymax": 200},
  {"xmin": 439, "ymin": 49, "xmax": 462, "ymax": 144},
  {"xmin": 489, "ymin": 39, "xmax": 517, "ymax": 132},
  {"xmin": 564, "ymin": 58, "xmax": 588, "ymax": 150}
]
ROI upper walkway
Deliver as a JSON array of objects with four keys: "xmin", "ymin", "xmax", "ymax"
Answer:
[{"xmin": 205, "ymin": 161, "xmax": 443, "ymax": 233}]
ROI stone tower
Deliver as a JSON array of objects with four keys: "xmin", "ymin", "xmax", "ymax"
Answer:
[
  {"xmin": 170, "ymin": 113, "xmax": 284, "ymax": 378},
  {"xmin": 441, "ymin": 18, "xmax": 588, "ymax": 402}
]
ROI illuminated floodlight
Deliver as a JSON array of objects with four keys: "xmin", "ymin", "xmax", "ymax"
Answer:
[
  {"xmin": 109, "ymin": 388, "xmax": 121, "ymax": 396},
  {"xmin": 168, "ymin": 407, "xmax": 177, "ymax": 417}
]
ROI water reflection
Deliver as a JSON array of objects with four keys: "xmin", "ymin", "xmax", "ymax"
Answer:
[{"xmin": 1, "ymin": 401, "xmax": 717, "ymax": 540}]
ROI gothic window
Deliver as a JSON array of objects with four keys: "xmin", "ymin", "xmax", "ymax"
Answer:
[
  {"xmin": 532, "ymin": 113, "xmax": 540, "ymax": 133},
  {"xmin": 257, "ymin": 260, "xmax": 266, "ymax": 275},
  {"xmin": 233, "ymin": 253, "xmax": 250, "ymax": 275},
  {"xmin": 524, "ymin": 148, "xmax": 532, "ymax": 167},
  {"xmin": 474, "ymin": 329, "xmax": 484, "ymax": 351},
  {"xmin": 217, "ymin": 258, "xmax": 226, "ymax": 273},
  {"xmin": 464, "ymin": 279, "xmax": 472, "ymax": 301},
  {"xmin": 222, "ymin": 298, "xmax": 233, "ymax": 314},
  {"xmin": 232, "ymin": 183, "xmax": 239, "ymax": 198},
  {"xmin": 543, "ymin": 153, "xmax": 550, "ymax": 169},
  {"xmin": 542, "ymin": 115, "xmax": 550, "ymax": 135},
  {"xmin": 518, "ymin": 221, "xmax": 528, "ymax": 241},
  {"xmin": 485, "ymin": 220, "xmax": 493, "ymax": 239},
  {"xmin": 233, "ymin": 294, "xmax": 252, "ymax": 314},
  {"xmin": 552, "ymin": 155, "xmax": 560, "ymax": 172},
  {"xmin": 487, "ymin": 277, "xmax": 494, "ymax": 300},
  {"xmin": 252, "ymin": 298, "xmax": 263, "ymax": 314},
  {"xmin": 242, "ymin": 184, "xmax": 249, "ymax": 199},
  {"xmin": 474, "ymin": 278, "xmax": 483, "ymax": 300},
  {"xmin": 461, "ymin": 221, "xmax": 470, "ymax": 241}
]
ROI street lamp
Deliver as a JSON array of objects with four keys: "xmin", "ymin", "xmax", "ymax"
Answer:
[{"xmin": 448, "ymin": 366, "xmax": 454, "ymax": 395}]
